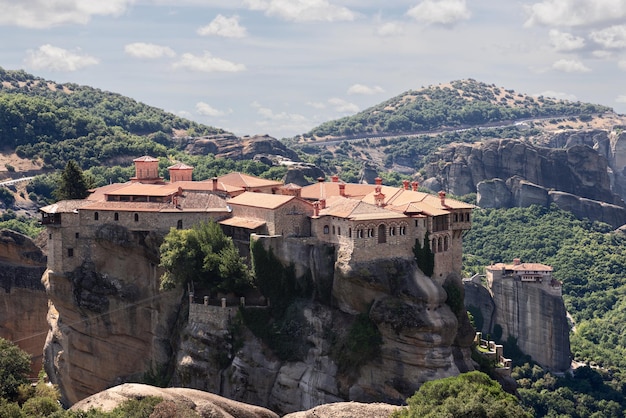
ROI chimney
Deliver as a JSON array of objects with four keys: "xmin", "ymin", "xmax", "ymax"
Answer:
[
  {"xmin": 513, "ymin": 258, "xmax": 521, "ymax": 265},
  {"xmin": 402, "ymin": 180, "xmax": 410, "ymax": 190},
  {"xmin": 331, "ymin": 175, "xmax": 339, "ymax": 183},
  {"xmin": 320, "ymin": 199, "xmax": 326, "ymax": 209},
  {"xmin": 313, "ymin": 202, "xmax": 320, "ymax": 217},
  {"xmin": 212, "ymin": 177, "xmax": 218, "ymax": 190},
  {"xmin": 375, "ymin": 177, "xmax": 383, "ymax": 185},
  {"xmin": 411, "ymin": 181, "xmax": 419, "ymax": 191},
  {"xmin": 317, "ymin": 177, "xmax": 325, "ymax": 201},
  {"xmin": 439, "ymin": 190, "xmax": 446, "ymax": 206},
  {"xmin": 339, "ymin": 183, "xmax": 346, "ymax": 197}
]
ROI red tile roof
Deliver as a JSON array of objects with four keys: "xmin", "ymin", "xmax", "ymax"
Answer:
[
  {"xmin": 218, "ymin": 172, "xmax": 282, "ymax": 189},
  {"xmin": 227, "ymin": 191, "xmax": 299, "ymax": 209}
]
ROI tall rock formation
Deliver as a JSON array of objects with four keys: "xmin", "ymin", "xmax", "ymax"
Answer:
[
  {"xmin": 464, "ymin": 270, "xmax": 571, "ymax": 371},
  {"xmin": 424, "ymin": 137, "xmax": 626, "ymax": 227},
  {"xmin": 42, "ymin": 226, "xmax": 184, "ymax": 406},
  {"xmin": 173, "ymin": 236, "xmax": 475, "ymax": 415},
  {"xmin": 0, "ymin": 229, "xmax": 48, "ymax": 375}
]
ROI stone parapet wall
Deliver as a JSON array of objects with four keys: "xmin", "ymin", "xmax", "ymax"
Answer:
[{"xmin": 188, "ymin": 304, "xmax": 239, "ymax": 329}]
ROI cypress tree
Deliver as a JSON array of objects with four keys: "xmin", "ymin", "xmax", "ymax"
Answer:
[{"xmin": 55, "ymin": 160, "xmax": 90, "ymax": 200}]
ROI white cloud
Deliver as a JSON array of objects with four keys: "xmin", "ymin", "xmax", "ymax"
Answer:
[
  {"xmin": 549, "ymin": 29, "xmax": 585, "ymax": 51},
  {"xmin": 552, "ymin": 59, "xmax": 591, "ymax": 73},
  {"xmin": 0, "ymin": 0, "xmax": 133, "ymax": 28},
  {"xmin": 244, "ymin": 0, "xmax": 356, "ymax": 22},
  {"xmin": 306, "ymin": 101, "xmax": 326, "ymax": 109},
  {"xmin": 534, "ymin": 90, "xmax": 578, "ymax": 101},
  {"xmin": 406, "ymin": 0, "xmax": 470, "ymax": 25},
  {"xmin": 24, "ymin": 44, "xmax": 99, "ymax": 71},
  {"xmin": 590, "ymin": 25, "xmax": 626, "ymax": 49},
  {"xmin": 593, "ymin": 50, "xmax": 613, "ymax": 59},
  {"xmin": 251, "ymin": 101, "xmax": 311, "ymax": 135},
  {"xmin": 124, "ymin": 42, "xmax": 175, "ymax": 59},
  {"xmin": 376, "ymin": 21, "xmax": 404, "ymax": 37},
  {"xmin": 196, "ymin": 102, "xmax": 230, "ymax": 117},
  {"xmin": 525, "ymin": 0, "xmax": 626, "ymax": 27},
  {"xmin": 197, "ymin": 14, "xmax": 247, "ymax": 38},
  {"xmin": 328, "ymin": 97, "xmax": 359, "ymax": 113},
  {"xmin": 347, "ymin": 84, "xmax": 385, "ymax": 95},
  {"xmin": 616, "ymin": 95, "xmax": 626, "ymax": 103},
  {"xmin": 172, "ymin": 52, "xmax": 246, "ymax": 72}
]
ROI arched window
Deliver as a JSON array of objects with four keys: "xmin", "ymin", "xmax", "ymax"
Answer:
[
  {"xmin": 177, "ymin": 220, "xmax": 183, "ymax": 230},
  {"xmin": 332, "ymin": 225, "xmax": 336, "ymax": 234},
  {"xmin": 337, "ymin": 227, "xmax": 341, "ymax": 235},
  {"xmin": 432, "ymin": 239, "xmax": 437, "ymax": 253},
  {"xmin": 466, "ymin": 213, "xmax": 470, "ymax": 221},
  {"xmin": 454, "ymin": 213, "xmax": 458, "ymax": 222},
  {"xmin": 390, "ymin": 226, "xmax": 396, "ymax": 236},
  {"xmin": 357, "ymin": 229, "xmax": 364, "ymax": 238},
  {"xmin": 444, "ymin": 235, "xmax": 449, "ymax": 251},
  {"xmin": 134, "ymin": 213, "xmax": 139, "ymax": 222},
  {"xmin": 399, "ymin": 226, "xmax": 406, "ymax": 235},
  {"xmin": 114, "ymin": 212, "xmax": 119, "ymax": 221},
  {"xmin": 378, "ymin": 224, "xmax": 386, "ymax": 244},
  {"xmin": 438, "ymin": 237, "xmax": 443, "ymax": 252},
  {"xmin": 323, "ymin": 225, "xmax": 329, "ymax": 234},
  {"xmin": 94, "ymin": 212, "xmax": 99, "ymax": 221},
  {"xmin": 349, "ymin": 228, "xmax": 352, "ymax": 238}
]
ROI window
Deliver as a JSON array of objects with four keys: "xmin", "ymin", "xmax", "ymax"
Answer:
[
  {"xmin": 67, "ymin": 248, "xmax": 74, "ymax": 257},
  {"xmin": 94, "ymin": 212, "xmax": 99, "ymax": 221},
  {"xmin": 134, "ymin": 213, "xmax": 139, "ymax": 222},
  {"xmin": 454, "ymin": 214, "xmax": 458, "ymax": 222},
  {"xmin": 432, "ymin": 239, "xmax": 437, "ymax": 253},
  {"xmin": 114, "ymin": 213, "xmax": 119, "ymax": 221},
  {"xmin": 367, "ymin": 228, "xmax": 374, "ymax": 238},
  {"xmin": 332, "ymin": 225, "xmax": 335, "ymax": 234},
  {"xmin": 390, "ymin": 227, "xmax": 396, "ymax": 236},
  {"xmin": 357, "ymin": 229, "xmax": 364, "ymax": 238},
  {"xmin": 438, "ymin": 237, "xmax": 443, "ymax": 252},
  {"xmin": 399, "ymin": 226, "xmax": 406, "ymax": 235},
  {"xmin": 378, "ymin": 224, "xmax": 386, "ymax": 244},
  {"xmin": 349, "ymin": 228, "xmax": 352, "ymax": 238},
  {"xmin": 466, "ymin": 213, "xmax": 470, "ymax": 222},
  {"xmin": 415, "ymin": 219, "xmax": 419, "ymax": 227},
  {"xmin": 444, "ymin": 236, "xmax": 449, "ymax": 251},
  {"xmin": 337, "ymin": 227, "xmax": 341, "ymax": 235},
  {"xmin": 323, "ymin": 225, "xmax": 329, "ymax": 234},
  {"xmin": 177, "ymin": 220, "xmax": 183, "ymax": 230},
  {"xmin": 75, "ymin": 232, "xmax": 79, "ymax": 239},
  {"xmin": 49, "ymin": 234, "xmax": 52, "ymax": 239}
]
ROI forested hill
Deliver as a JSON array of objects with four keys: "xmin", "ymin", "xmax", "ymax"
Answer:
[
  {"xmin": 0, "ymin": 67, "xmax": 224, "ymax": 169},
  {"xmin": 304, "ymin": 79, "xmax": 612, "ymax": 140}
]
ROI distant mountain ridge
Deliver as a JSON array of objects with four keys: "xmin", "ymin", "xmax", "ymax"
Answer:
[{"xmin": 303, "ymin": 79, "xmax": 612, "ymax": 140}]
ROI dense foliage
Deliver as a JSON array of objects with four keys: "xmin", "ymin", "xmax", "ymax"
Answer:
[
  {"xmin": 0, "ymin": 338, "xmax": 31, "ymax": 401},
  {"xmin": 305, "ymin": 79, "xmax": 610, "ymax": 139},
  {"xmin": 0, "ymin": 67, "xmax": 223, "ymax": 170},
  {"xmin": 394, "ymin": 371, "xmax": 531, "ymax": 417},
  {"xmin": 159, "ymin": 221, "xmax": 251, "ymax": 294},
  {"xmin": 464, "ymin": 205, "xmax": 626, "ymax": 415},
  {"xmin": 54, "ymin": 160, "xmax": 91, "ymax": 200}
]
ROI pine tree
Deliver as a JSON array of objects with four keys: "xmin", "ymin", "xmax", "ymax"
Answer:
[{"xmin": 54, "ymin": 160, "xmax": 90, "ymax": 200}]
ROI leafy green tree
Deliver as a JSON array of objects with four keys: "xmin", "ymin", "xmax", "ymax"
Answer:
[
  {"xmin": 0, "ymin": 337, "xmax": 31, "ymax": 401},
  {"xmin": 394, "ymin": 371, "xmax": 531, "ymax": 418},
  {"xmin": 54, "ymin": 160, "xmax": 90, "ymax": 200},
  {"xmin": 159, "ymin": 221, "xmax": 251, "ymax": 294}
]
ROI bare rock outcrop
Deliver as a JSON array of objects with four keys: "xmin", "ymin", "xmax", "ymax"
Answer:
[
  {"xmin": 173, "ymin": 236, "xmax": 474, "ymax": 415},
  {"xmin": 283, "ymin": 401, "xmax": 403, "ymax": 418},
  {"xmin": 70, "ymin": 383, "xmax": 278, "ymax": 418},
  {"xmin": 42, "ymin": 227, "xmax": 184, "ymax": 406},
  {"xmin": 183, "ymin": 133, "xmax": 298, "ymax": 162},
  {"xmin": 464, "ymin": 277, "xmax": 571, "ymax": 371},
  {"xmin": 0, "ymin": 229, "xmax": 48, "ymax": 375}
]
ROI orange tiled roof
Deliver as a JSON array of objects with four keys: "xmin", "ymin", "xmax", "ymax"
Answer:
[
  {"xmin": 219, "ymin": 217, "xmax": 266, "ymax": 229},
  {"xmin": 133, "ymin": 155, "xmax": 159, "ymax": 162},
  {"xmin": 218, "ymin": 172, "xmax": 282, "ymax": 189},
  {"xmin": 227, "ymin": 191, "xmax": 299, "ymax": 209},
  {"xmin": 318, "ymin": 196, "xmax": 407, "ymax": 221},
  {"xmin": 488, "ymin": 262, "xmax": 553, "ymax": 272},
  {"xmin": 40, "ymin": 200, "xmax": 90, "ymax": 213},
  {"xmin": 104, "ymin": 183, "xmax": 179, "ymax": 198},
  {"xmin": 300, "ymin": 182, "xmax": 376, "ymax": 200}
]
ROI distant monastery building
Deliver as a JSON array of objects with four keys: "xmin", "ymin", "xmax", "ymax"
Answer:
[{"xmin": 41, "ymin": 156, "xmax": 474, "ymax": 278}]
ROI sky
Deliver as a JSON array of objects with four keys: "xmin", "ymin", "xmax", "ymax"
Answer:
[{"xmin": 2, "ymin": 0, "xmax": 626, "ymax": 139}]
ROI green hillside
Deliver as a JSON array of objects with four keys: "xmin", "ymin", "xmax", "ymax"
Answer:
[
  {"xmin": 304, "ymin": 79, "xmax": 610, "ymax": 139},
  {"xmin": 0, "ymin": 67, "xmax": 224, "ymax": 170}
]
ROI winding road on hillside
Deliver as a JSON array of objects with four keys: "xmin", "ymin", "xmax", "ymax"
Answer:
[{"xmin": 0, "ymin": 176, "xmax": 34, "ymax": 187}]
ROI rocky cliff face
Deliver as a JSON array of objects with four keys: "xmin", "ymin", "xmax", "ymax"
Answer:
[
  {"xmin": 42, "ymin": 226, "xmax": 184, "ymax": 406},
  {"xmin": 172, "ymin": 236, "xmax": 475, "ymax": 415},
  {"xmin": 183, "ymin": 133, "xmax": 299, "ymax": 162},
  {"xmin": 464, "ymin": 277, "xmax": 571, "ymax": 371},
  {"xmin": 424, "ymin": 137, "xmax": 626, "ymax": 227},
  {"xmin": 0, "ymin": 229, "xmax": 48, "ymax": 376}
]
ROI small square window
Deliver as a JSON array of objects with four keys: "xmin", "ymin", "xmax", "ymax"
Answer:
[{"xmin": 68, "ymin": 248, "xmax": 74, "ymax": 257}]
